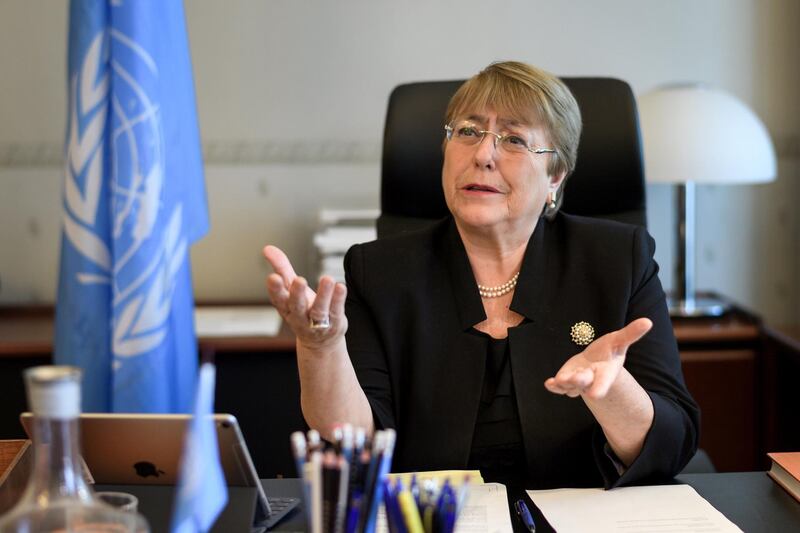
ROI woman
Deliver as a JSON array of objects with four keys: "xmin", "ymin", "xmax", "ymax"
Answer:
[{"xmin": 264, "ymin": 61, "xmax": 698, "ymax": 489}]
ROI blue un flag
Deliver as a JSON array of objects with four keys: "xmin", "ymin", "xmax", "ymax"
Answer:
[
  {"xmin": 55, "ymin": 0, "xmax": 209, "ymax": 412},
  {"xmin": 170, "ymin": 363, "xmax": 228, "ymax": 533}
]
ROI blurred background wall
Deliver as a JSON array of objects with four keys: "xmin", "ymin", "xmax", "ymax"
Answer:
[{"xmin": 0, "ymin": 0, "xmax": 798, "ymax": 325}]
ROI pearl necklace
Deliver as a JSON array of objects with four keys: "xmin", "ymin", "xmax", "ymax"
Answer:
[{"xmin": 477, "ymin": 272, "xmax": 519, "ymax": 298}]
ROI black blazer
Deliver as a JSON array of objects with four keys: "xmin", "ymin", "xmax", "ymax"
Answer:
[{"xmin": 344, "ymin": 213, "xmax": 699, "ymax": 489}]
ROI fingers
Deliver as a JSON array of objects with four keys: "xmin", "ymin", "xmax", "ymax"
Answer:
[
  {"xmin": 329, "ymin": 282, "xmax": 347, "ymax": 324},
  {"xmin": 287, "ymin": 276, "xmax": 311, "ymax": 318},
  {"xmin": 308, "ymin": 276, "xmax": 335, "ymax": 323},
  {"xmin": 263, "ymin": 244, "xmax": 316, "ymax": 302},
  {"xmin": 611, "ymin": 318, "xmax": 652, "ymax": 351},
  {"xmin": 545, "ymin": 366, "xmax": 595, "ymax": 398},
  {"xmin": 263, "ymin": 245, "xmax": 349, "ymax": 348},
  {"xmin": 263, "ymin": 245, "xmax": 297, "ymax": 289},
  {"xmin": 266, "ymin": 273, "xmax": 291, "ymax": 314},
  {"xmin": 545, "ymin": 318, "xmax": 652, "ymax": 400},
  {"xmin": 268, "ymin": 272, "xmax": 348, "ymax": 348},
  {"xmin": 584, "ymin": 362, "xmax": 617, "ymax": 400}
]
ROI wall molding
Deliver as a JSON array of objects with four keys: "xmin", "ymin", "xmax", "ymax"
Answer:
[
  {"xmin": 0, "ymin": 140, "xmax": 382, "ymax": 168},
  {"xmin": 1, "ymin": 136, "xmax": 797, "ymax": 169}
]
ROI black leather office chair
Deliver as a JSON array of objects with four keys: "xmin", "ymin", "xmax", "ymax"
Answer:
[
  {"xmin": 376, "ymin": 79, "xmax": 717, "ymax": 474},
  {"xmin": 377, "ymin": 78, "xmax": 646, "ymax": 238}
]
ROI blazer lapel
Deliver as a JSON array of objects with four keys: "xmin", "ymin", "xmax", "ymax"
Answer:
[
  {"xmin": 508, "ymin": 217, "xmax": 595, "ymax": 476},
  {"xmin": 442, "ymin": 219, "xmax": 486, "ymax": 329},
  {"xmin": 414, "ymin": 220, "xmax": 486, "ymax": 467}
]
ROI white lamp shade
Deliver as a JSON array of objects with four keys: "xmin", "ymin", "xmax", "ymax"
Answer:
[{"xmin": 638, "ymin": 85, "xmax": 776, "ymax": 184}]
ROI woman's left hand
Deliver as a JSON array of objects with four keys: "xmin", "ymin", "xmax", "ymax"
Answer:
[{"xmin": 545, "ymin": 318, "xmax": 653, "ymax": 400}]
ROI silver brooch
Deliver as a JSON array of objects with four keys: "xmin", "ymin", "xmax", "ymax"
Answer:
[{"xmin": 570, "ymin": 321, "xmax": 595, "ymax": 346}]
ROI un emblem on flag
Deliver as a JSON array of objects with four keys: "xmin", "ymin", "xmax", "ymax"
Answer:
[{"xmin": 63, "ymin": 30, "xmax": 188, "ymax": 360}]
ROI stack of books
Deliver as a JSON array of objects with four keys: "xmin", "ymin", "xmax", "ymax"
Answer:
[
  {"xmin": 312, "ymin": 209, "xmax": 379, "ymax": 282},
  {"xmin": 767, "ymin": 452, "xmax": 800, "ymax": 502}
]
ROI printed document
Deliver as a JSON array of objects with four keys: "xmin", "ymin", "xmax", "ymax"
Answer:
[{"xmin": 528, "ymin": 484, "xmax": 742, "ymax": 532}]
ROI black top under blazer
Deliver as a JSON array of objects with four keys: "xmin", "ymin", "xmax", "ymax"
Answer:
[{"xmin": 343, "ymin": 213, "xmax": 699, "ymax": 489}]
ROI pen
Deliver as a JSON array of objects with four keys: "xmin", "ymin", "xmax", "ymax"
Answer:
[
  {"xmin": 514, "ymin": 499, "xmax": 536, "ymax": 533},
  {"xmin": 308, "ymin": 429, "xmax": 322, "ymax": 454},
  {"xmin": 397, "ymin": 485, "xmax": 424, "ymax": 533},
  {"xmin": 290, "ymin": 432, "xmax": 311, "ymax": 519},
  {"xmin": 335, "ymin": 454, "xmax": 349, "ymax": 533},
  {"xmin": 322, "ymin": 451, "xmax": 339, "ymax": 533},
  {"xmin": 305, "ymin": 451, "xmax": 323, "ymax": 533},
  {"xmin": 343, "ymin": 489, "xmax": 362, "ymax": 533}
]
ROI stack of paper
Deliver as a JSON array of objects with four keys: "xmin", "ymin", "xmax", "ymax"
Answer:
[
  {"xmin": 528, "ymin": 484, "xmax": 742, "ymax": 532},
  {"xmin": 193, "ymin": 306, "xmax": 282, "ymax": 337},
  {"xmin": 312, "ymin": 208, "xmax": 378, "ymax": 282}
]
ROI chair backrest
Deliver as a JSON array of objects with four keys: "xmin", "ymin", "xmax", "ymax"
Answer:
[{"xmin": 377, "ymin": 78, "xmax": 646, "ymax": 238}]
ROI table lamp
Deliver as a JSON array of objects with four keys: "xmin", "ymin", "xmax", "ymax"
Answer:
[{"xmin": 638, "ymin": 84, "xmax": 776, "ymax": 317}]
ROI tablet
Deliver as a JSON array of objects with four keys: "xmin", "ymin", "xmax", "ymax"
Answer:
[{"xmin": 19, "ymin": 412, "xmax": 298, "ymax": 528}]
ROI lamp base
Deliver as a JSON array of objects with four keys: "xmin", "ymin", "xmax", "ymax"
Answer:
[{"xmin": 667, "ymin": 295, "xmax": 730, "ymax": 318}]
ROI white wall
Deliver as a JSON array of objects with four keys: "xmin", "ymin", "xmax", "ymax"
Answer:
[{"xmin": 1, "ymin": 0, "xmax": 798, "ymax": 324}]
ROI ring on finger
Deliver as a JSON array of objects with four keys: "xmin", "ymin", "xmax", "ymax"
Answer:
[{"xmin": 309, "ymin": 315, "xmax": 331, "ymax": 330}]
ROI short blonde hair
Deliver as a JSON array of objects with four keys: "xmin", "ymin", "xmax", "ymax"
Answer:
[{"xmin": 445, "ymin": 61, "xmax": 582, "ymax": 182}]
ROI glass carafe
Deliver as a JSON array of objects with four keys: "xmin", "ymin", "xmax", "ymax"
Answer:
[{"xmin": 0, "ymin": 366, "xmax": 149, "ymax": 532}]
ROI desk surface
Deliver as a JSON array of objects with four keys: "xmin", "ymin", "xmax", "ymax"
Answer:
[
  {"xmin": 259, "ymin": 472, "xmax": 799, "ymax": 533},
  {"xmin": 676, "ymin": 472, "xmax": 800, "ymax": 532},
  {"xmin": 99, "ymin": 472, "xmax": 800, "ymax": 532},
  {"xmin": 0, "ymin": 305, "xmax": 296, "ymax": 356}
]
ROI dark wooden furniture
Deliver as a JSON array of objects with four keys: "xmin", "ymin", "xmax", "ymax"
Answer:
[
  {"xmin": 672, "ymin": 309, "xmax": 762, "ymax": 472},
  {"xmin": 760, "ymin": 323, "xmax": 800, "ymax": 456},
  {"xmin": 0, "ymin": 305, "xmax": 304, "ymax": 480},
  {"xmin": 0, "ymin": 440, "xmax": 32, "ymax": 515},
  {"xmin": 203, "ymin": 321, "xmax": 305, "ymax": 479},
  {"xmin": 0, "ymin": 304, "xmax": 779, "ymax": 477}
]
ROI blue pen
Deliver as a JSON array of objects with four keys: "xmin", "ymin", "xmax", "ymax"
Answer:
[
  {"xmin": 514, "ymin": 499, "xmax": 536, "ymax": 533},
  {"xmin": 344, "ymin": 490, "xmax": 362, "ymax": 533},
  {"xmin": 359, "ymin": 433, "xmax": 384, "ymax": 532},
  {"xmin": 384, "ymin": 478, "xmax": 407, "ymax": 533},
  {"xmin": 435, "ymin": 482, "xmax": 454, "ymax": 533},
  {"xmin": 363, "ymin": 429, "xmax": 397, "ymax": 533}
]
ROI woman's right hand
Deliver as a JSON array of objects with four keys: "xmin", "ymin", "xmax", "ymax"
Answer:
[{"xmin": 262, "ymin": 245, "xmax": 348, "ymax": 350}]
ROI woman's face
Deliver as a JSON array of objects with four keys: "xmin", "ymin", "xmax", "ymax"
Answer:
[{"xmin": 442, "ymin": 109, "xmax": 565, "ymax": 235}]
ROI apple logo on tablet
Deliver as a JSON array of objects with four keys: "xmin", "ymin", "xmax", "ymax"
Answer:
[{"xmin": 134, "ymin": 461, "xmax": 165, "ymax": 478}]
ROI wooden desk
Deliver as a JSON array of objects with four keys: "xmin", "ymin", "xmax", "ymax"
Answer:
[
  {"xmin": 0, "ymin": 307, "xmax": 56, "ymax": 357},
  {"xmin": 0, "ymin": 306, "xmax": 770, "ymax": 475},
  {"xmin": 0, "ymin": 306, "xmax": 297, "ymax": 356},
  {"xmin": 261, "ymin": 473, "xmax": 800, "ymax": 533}
]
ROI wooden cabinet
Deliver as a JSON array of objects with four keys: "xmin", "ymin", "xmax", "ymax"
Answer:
[
  {"xmin": 673, "ymin": 311, "xmax": 762, "ymax": 472},
  {"xmin": 760, "ymin": 324, "xmax": 800, "ymax": 458},
  {"xmin": 0, "ymin": 306, "xmax": 305, "ymax": 479}
]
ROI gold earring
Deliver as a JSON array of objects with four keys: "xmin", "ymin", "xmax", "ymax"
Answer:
[{"xmin": 548, "ymin": 190, "xmax": 557, "ymax": 209}]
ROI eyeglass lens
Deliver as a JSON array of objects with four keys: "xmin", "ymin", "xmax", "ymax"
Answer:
[{"xmin": 447, "ymin": 120, "xmax": 552, "ymax": 155}]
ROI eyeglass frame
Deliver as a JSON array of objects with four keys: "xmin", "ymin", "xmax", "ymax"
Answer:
[{"xmin": 443, "ymin": 122, "xmax": 558, "ymax": 156}]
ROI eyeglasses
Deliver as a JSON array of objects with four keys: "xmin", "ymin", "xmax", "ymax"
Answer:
[{"xmin": 444, "ymin": 120, "xmax": 557, "ymax": 156}]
